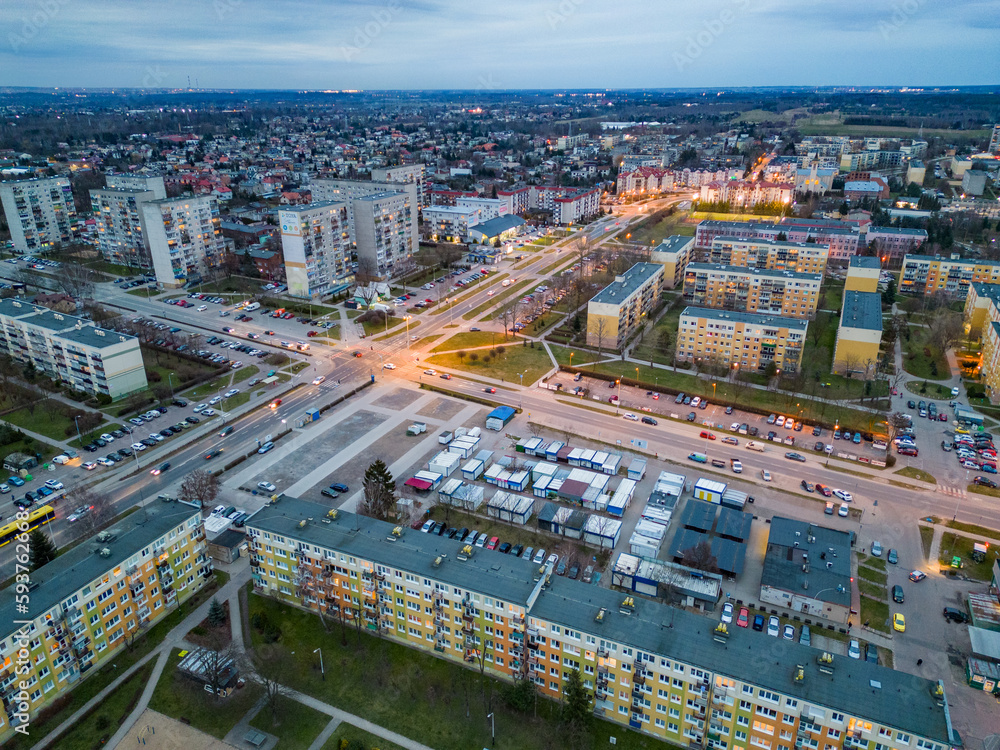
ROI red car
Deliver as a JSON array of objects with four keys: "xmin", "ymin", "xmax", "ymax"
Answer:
[
  {"xmin": 815, "ymin": 483, "xmax": 833, "ymax": 497},
  {"xmin": 269, "ymin": 399, "xmax": 282, "ymax": 409},
  {"xmin": 737, "ymin": 607, "xmax": 749, "ymax": 628},
  {"xmin": 307, "ymin": 330, "xmax": 318, "ymax": 337},
  {"xmin": 486, "ymin": 536, "xmax": 500, "ymax": 550},
  {"xmin": 699, "ymin": 431, "xmax": 716, "ymax": 440},
  {"xmin": 938, "ymin": 413, "xmax": 947, "ymax": 421}
]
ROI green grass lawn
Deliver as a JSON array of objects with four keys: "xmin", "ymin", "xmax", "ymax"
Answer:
[
  {"xmin": 627, "ymin": 212, "xmax": 695, "ymax": 245},
  {"xmin": 361, "ymin": 315, "xmax": 404, "ymax": 336},
  {"xmin": 248, "ymin": 593, "xmax": 685, "ymax": 750},
  {"xmin": 221, "ymin": 392, "xmax": 251, "ymax": 411},
  {"xmin": 149, "ymin": 649, "xmax": 262, "ymax": 738},
  {"xmin": 261, "ymin": 297, "xmax": 338, "ymax": 317},
  {"xmin": 894, "ymin": 466, "xmax": 936, "ymax": 484},
  {"xmin": 250, "ymin": 694, "xmax": 330, "ymax": 750},
  {"xmin": 797, "ymin": 311, "xmax": 889, "ymax": 400},
  {"xmin": 322, "ymin": 723, "xmax": 407, "ymax": 750},
  {"xmin": 919, "ymin": 525, "xmax": 935, "ymax": 560},
  {"xmin": 5, "ymin": 581, "xmax": 220, "ymax": 750},
  {"xmin": 463, "ymin": 279, "xmax": 535, "ymax": 321},
  {"xmin": 857, "ymin": 566, "xmax": 888, "ymax": 587},
  {"xmin": 142, "ymin": 347, "xmax": 221, "ymax": 388},
  {"xmin": 431, "ymin": 331, "xmax": 515, "ymax": 352},
  {"xmin": 232, "ymin": 365, "xmax": 260, "ymax": 384},
  {"xmin": 53, "ymin": 662, "xmax": 154, "ymax": 750},
  {"xmin": 904, "ymin": 379, "xmax": 953, "ymax": 399},
  {"xmin": 859, "ymin": 596, "xmax": 891, "ymax": 634},
  {"xmin": 901, "ymin": 327, "xmax": 950, "ymax": 381},
  {"xmin": 425, "ymin": 343, "xmax": 553, "ymax": 384},
  {"xmin": 945, "ymin": 518, "xmax": 1000, "ymax": 540},
  {"xmin": 2, "ymin": 400, "xmax": 89, "ymax": 441},
  {"xmin": 938, "ymin": 532, "xmax": 998, "ymax": 581}
]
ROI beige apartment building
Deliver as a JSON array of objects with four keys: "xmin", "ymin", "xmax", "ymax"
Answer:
[
  {"xmin": 708, "ymin": 237, "xmax": 829, "ymax": 275},
  {"xmin": 650, "ymin": 235, "xmax": 694, "ymax": 289},
  {"xmin": 675, "ymin": 307, "xmax": 808, "ymax": 373},
  {"xmin": 246, "ymin": 498, "xmax": 960, "ymax": 750},
  {"xmin": 899, "ymin": 254, "xmax": 1000, "ymax": 298},
  {"xmin": 683, "ymin": 264, "xmax": 821, "ymax": 320},
  {"xmin": 844, "ymin": 256, "xmax": 881, "ymax": 293},
  {"xmin": 586, "ymin": 263, "xmax": 664, "ymax": 349}
]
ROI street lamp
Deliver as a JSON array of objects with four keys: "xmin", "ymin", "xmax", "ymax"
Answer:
[
  {"xmin": 615, "ymin": 379, "xmax": 621, "ymax": 414},
  {"xmin": 487, "ymin": 712, "xmax": 495, "ymax": 746},
  {"xmin": 313, "ymin": 647, "xmax": 324, "ymax": 680},
  {"xmin": 167, "ymin": 372, "xmax": 175, "ymax": 398}
]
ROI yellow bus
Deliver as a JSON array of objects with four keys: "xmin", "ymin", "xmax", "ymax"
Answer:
[{"xmin": 0, "ymin": 504, "xmax": 56, "ymax": 548}]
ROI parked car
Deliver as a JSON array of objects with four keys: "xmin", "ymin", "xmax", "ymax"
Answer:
[
  {"xmin": 721, "ymin": 602, "xmax": 734, "ymax": 623},
  {"xmin": 848, "ymin": 639, "xmax": 861, "ymax": 659},
  {"xmin": 943, "ymin": 607, "xmax": 970, "ymax": 623},
  {"xmin": 892, "ymin": 585, "xmax": 904, "ymax": 603},
  {"xmin": 737, "ymin": 607, "xmax": 749, "ymax": 628}
]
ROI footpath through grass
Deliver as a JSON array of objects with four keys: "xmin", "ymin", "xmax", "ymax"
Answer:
[
  {"xmin": 250, "ymin": 694, "xmax": 330, "ymax": 750},
  {"xmin": 247, "ymin": 592, "xmax": 681, "ymax": 750},
  {"xmin": 53, "ymin": 663, "xmax": 154, "ymax": 750}
]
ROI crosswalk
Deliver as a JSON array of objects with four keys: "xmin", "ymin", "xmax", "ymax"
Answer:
[{"xmin": 936, "ymin": 484, "xmax": 967, "ymax": 498}]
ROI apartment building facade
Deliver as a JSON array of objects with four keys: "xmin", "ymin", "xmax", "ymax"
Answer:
[
  {"xmin": 89, "ymin": 187, "xmax": 158, "ymax": 269},
  {"xmin": 586, "ymin": 263, "xmax": 664, "ymax": 349},
  {"xmin": 279, "ymin": 202, "xmax": 352, "ymax": 299},
  {"xmin": 371, "ymin": 164, "xmax": 427, "ymax": 207},
  {"xmin": 979, "ymin": 322, "xmax": 1000, "ymax": 403},
  {"xmin": 650, "ymin": 235, "xmax": 694, "ymax": 289},
  {"xmin": 0, "ymin": 176, "xmax": 77, "ymax": 254},
  {"xmin": 845, "ymin": 256, "xmax": 881, "ymax": 294},
  {"xmin": 353, "ymin": 192, "xmax": 414, "ymax": 279},
  {"xmin": 310, "ymin": 178, "xmax": 419, "ymax": 259},
  {"xmin": 0, "ymin": 504, "xmax": 211, "ymax": 740},
  {"xmin": 832, "ymin": 292, "xmax": 884, "ymax": 376},
  {"xmin": 698, "ymin": 180, "xmax": 793, "ymax": 207},
  {"xmin": 708, "ymin": 237, "xmax": 829, "ymax": 275},
  {"xmin": 497, "ymin": 187, "xmax": 529, "ymax": 216},
  {"xmin": 423, "ymin": 205, "xmax": 482, "ymax": 242},
  {"xmin": 683, "ymin": 264, "xmax": 821, "ymax": 320},
  {"xmin": 0, "ymin": 298, "xmax": 147, "ymax": 400},
  {"xmin": 246, "ymin": 499, "xmax": 959, "ymax": 750},
  {"xmin": 695, "ymin": 220, "xmax": 860, "ymax": 261},
  {"xmin": 527, "ymin": 185, "xmax": 599, "ymax": 225},
  {"xmin": 899, "ymin": 255, "xmax": 1000, "ymax": 298},
  {"xmin": 676, "ymin": 307, "xmax": 807, "ymax": 373},
  {"xmin": 864, "ymin": 227, "xmax": 927, "ymax": 260},
  {"xmin": 105, "ymin": 173, "xmax": 167, "ymax": 200},
  {"xmin": 140, "ymin": 195, "xmax": 227, "ymax": 288}
]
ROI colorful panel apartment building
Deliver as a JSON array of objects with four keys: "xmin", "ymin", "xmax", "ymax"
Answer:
[
  {"xmin": 586, "ymin": 263, "xmax": 664, "ymax": 349},
  {"xmin": 246, "ymin": 499, "xmax": 961, "ymax": 750},
  {"xmin": 832, "ymin": 292, "xmax": 884, "ymax": 376},
  {"xmin": 683, "ymin": 264, "xmax": 821, "ymax": 320},
  {"xmin": 845, "ymin": 257, "xmax": 881, "ymax": 294},
  {"xmin": 708, "ymin": 237, "xmax": 829, "ymax": 275},
  {"xmin": 650, "ymin": 235, "xmax": 694, "ymax": 289},
  {"xmin": 675, "ymin": 307, "xmax": 807, "ymax": 374},
  {"xmin": 0, "ymin": 504, "xmax": 211, "ymax": 740},
  {"xmin": 899, "ymin": 255, "xmax": 1000, "ymax": 298}
]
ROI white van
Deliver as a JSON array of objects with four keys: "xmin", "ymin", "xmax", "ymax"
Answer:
[{"xmin": 745, "ymin": 441, "xmax": 765, "ymax": 452}]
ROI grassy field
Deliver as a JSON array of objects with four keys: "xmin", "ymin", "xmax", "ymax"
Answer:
[
  {"xmin": 149, "ymin": 648, "xmax": 262, "ymax": 738},
  {"xmin": 859, "ymin": 596, "xmax": 891, "ymax": 634},
  {"xmin": 628, "ymin": 214, "xmax": 696, "ymax": 245},
  {"xmin": 901, "ymin": 326, "xmax": 950, "ymax": 381},
  {"xmin": 361, "ymin": 314, "xmax": 404, "ymax": 336},
  {"xmin": 247, "ymin": 593, "xmax": 686, "ymax": 750},
  {"xmin": 425, "ymin": 343, "xmax": 553, "ymax": 384},
  {"xmin": 798, "ymin": 311, "xmax": 888, "ymax": 400},
  {"xmin": 54, "ymin": 663, "xmax": 154, "ymax": 750},
  {"xmin": 796, "ymin": 116, "xmax": 991, "ymax": 140},
  {"xmin": 894, "ymin": 466, "xmax": 936, "ymax": 484},
  {"xmin": 322, "ymin": 724, "xmax": 407, "ymax": 750},
  {"xmin": 945, "ymin": 518, "xmax": 1000, "ymax": 540},
  {"xmin": 3, "ymin": 399, "xmax": 96, "ymax": 441},
  {"xmin": 464, "ymin": 279, "xmax": 536, "ymax": 321},
  {"xmin": 919, "ymin": 525, "xmax": 935, "ymax": 560},
  {"xmin": 249, "ymin": 694, "xmax": 331, "ymax": 750},
  {"xmin": 938, "ymin": 532, "xmax": 997, "ymax": 581},
  {"xmin": 142, "ymin": 347, "xmax": 221, "ymax": 388},
  {"xmin": 904, "ymin": 379, "xmax": 953, "ymax": 399},
  {"xmin": 431, "ymin": 331, "xmax": 514, "ymax": 352},
  {"xmin": 232, "ymin": 364, "xmax": 260, "ymax": 384},
  {"xmin": 261, "ymin": 297, "xmax": 338, "ymax": 317}
]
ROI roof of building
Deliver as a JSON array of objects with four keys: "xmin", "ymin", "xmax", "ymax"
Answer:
[
  {"xmin": 470, "ymin": 215, "xmax": 526, "ymax": 237},
  {"xmin": 679, "ymin": 499, "xmax": 716, "ymax": 532},
  {"xmin": 903, "ymin": 254, "xmax": 1000, "ymax": 268},
  {"xmin": 710, "ymin": 236, "xmax": 823, "ymax": 252},
  {"xmin": 716, "ymin": 507, "xmax": 753, "ymax": 542},
  {"xmin": 760, "ymin": 516, "xmax": 852, "ymax": 608},
  {"xmin": 0, "ymin": 503, "xmax": 201, "ymax": 640},
  {"xmin": 0, "ymin": 299, "xmax": 138, "ymax": 349},
  {"xmin": 423, "ymin": 204, "xmax": 477, "ymax": 215},
  {"xmin": 655, "ymin": 235, "xmax": 695, "ymax": 254},
  {"xmin": 844, "ymin": 181, "xmax": 882, "ymax": 191},
  {"xmin": 279, "ymin": 200, "xmax": 346, "ymax": 214},
  {"xmin": 590, "ymin": 263, "xmax": 663, "ymax": 306},
  {"xmin": 528, "ymin": 577, "xmax": 956, "ymax": 744},
  {"xmin": 840, "ymin": 291, "xmax": 884, "ymax": 331},
  {"xmin": 848, "ymin": 256, "xmax": 881, "ymax": 269},
  {"xmin": 679, "ymin": 306, "xmax": 809, "ymax": 332},
  {"xmin": 866, "ymin": 226, "xmax": 928, "ymax": 237},
  {"xmin": 970, "ymin": 282, "xmax": 1000, "ymax": 304},
  {"xmin": 246, "ymin": 500, "xmax": 957, "ymax": 744},
  {"xmin": 58, "ymin": 324, "xmax": 134, "ymax": 350},
  {"xmin": 209, "ymin": 529, "xmax": 246, "ymax": 551},
  {"xmin": 685, "ymin": 263, "xmax": 822, "ymax": 282}
]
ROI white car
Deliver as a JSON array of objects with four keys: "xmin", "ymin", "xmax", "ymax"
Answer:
[
  {"xmin": 209, "ymin": 396, "xmax": 222, "ymax": 405},
  {"xmin": 100, "ymin": 433, "xmax": 115, "ymax": 443},
  {"xmin": 257, "ymin": 481, "xmax": 277, "ymax": 493},
  {"xmin": 382, "ymin": 363, "xmax": 396, "ymax": 370},
  {"xmin": 0, "ymin": 484, "xmax": 9, "ymax": 494},
  {"xmin": 312, "ymin": 375, "xmax": 326, "ymax": 385},
  {"xmin": 623, "ymin": 413, "xmax": 639, "ymax": 421},
  {"xmin": 203, "ymin": 408, "xmax": 216, "ymax": 416},
  {"xmin": 198, "ymin": 305, "xmax": 208, "ymax": 311},
  {"xmin": 149, "ymin": 433, "xmax": 165, "ymax": 443},
  {"xmin": 82, "ymin": 461, "xmax": 98, "ymax": 471},
  {"xmin": 52, "ymin": 454, "xmax": 71, "ymax": 464},
  {"xmin": 767, "ymin": 616, "xmax": 780, "ymax": 637},
  {"xmin": 97, "ymin": 457, "xmax": 115, "ymax": 467},
  {"xmin": 67, "ymin": 505, "xmax": 91, "ymax": 523},
  {"xmin": 420, "ymin": 519, "xmax": 435, "ymax": 532},
  {"xmin": 761, "ymin": 470, "xmax": 772, "ymax": 482},
  {"xmin": 833, "ymin": 489, "xmax": 853, "ymax": 503},
  {"xmin": 224, "ymin": 389, "xmax": 239, "ymax": 398},
  {"xmin": 193, "ymin": 403, "xmax": 207, "ymax": 413},
  {"xmin": 423, "ymin": 369, "xmax": 437, "ymax": 376},
  {"xmin": 131, "ymin": 442, "xmax": 146, "ymax": 452},
  {"xmin": 44, "ymin": 479, "xmax": 64, "ymax": 490},
  {"xmin": 721, "ymin": 602, "xmax": 734, "ymax": 624},
  {"xmin": 848, "ymin": 639, "xmax": 861, "ymax": 659}
]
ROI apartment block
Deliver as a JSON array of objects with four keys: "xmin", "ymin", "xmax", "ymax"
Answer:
[
  {"xmin": 832, "ymin": 292, "xmax": 883, "ymax": 376},
  {"xmin": 371, "ymin": 164, "xmax": 427, "ymax": 207},
  {"xmin": 962, "ymin": 282, "xmax": 1000, "ymax": 341},
  {"xmin": 246, "ymin": 499, "xmax": 959, "ymax": 750},
  {"xmin": 899, "ymin": 254, "xmax": 1000, "ymax": 298},
  {"xmin": 0, "ymin": 298, "xmax": 147, "ymax": 400},
  {"xmin": 683, "ymin": 264, "xmax": 822, "ymax": 320},
  {"xmin": 105, "ymin": 173, "xmax": 167, "ymax": 200},
  {"xmin": 676, "ymin": 307, "xmax": 807, "ymax": 373},
  {"xmin": 423, "ymin": 205, "xmax": 483, "ymax": 242},
  {"xmin": 497, "ymin": 187, "xmax": 529, "ymax": 215},
  {"xmin": 89, "ymin": 187, "xmax": 158, "ymax": 269},
  {"xmin": 353, "ymin": 191, "xmax": 414, "ymax": 280},
  {"xmin": 0, "ymin": 176, "xmax": 77, "ymax": 253},
  {"xmin": 586, "ymin": 263, "xmax": 664, "ymax": 349},
  {"xmin": 310, "ymin": 178, "xmax": 419, "ymax": 258},
  {"xmin": 708, "ymin": 237, "xmax": 829, "ymax": 275},
  {"xmin": 140, "ymin": 195, "xmax": 227, "ymax": 288},
  {"xmin": 864, "ymin": 227, "xmax": 927, "ymax": 260},
  {"xmin": 650, "ymin": 235, "xmax": 694, "ymax": 289},
  {"xmin": 698, "ymin": 180, "xmax": 793, "ymax": 207},
  {"xmin": 845, "ymin": 256, "xmax": 881, "ymax": 293},
  {"xmin": 695, "ymin": 220, "xmax": 860, "ymax": 261},
  {"xmin": 0, "ymin": 504, "xmax": 211, "ymax": 740},
  {"xmin": 528, "ymin": 185, "xmax": 599, "ymax": 225},
  {"xmin": 279, "ymin": 201, "xmax": 352, "ymax": 299},
  {"xmin": 456, "ymin": 197, "xmax": 505, "ymax": 221},
  {"xmin": 980, "ymin": 322, "xmax": 1000, "ymax": 403}
]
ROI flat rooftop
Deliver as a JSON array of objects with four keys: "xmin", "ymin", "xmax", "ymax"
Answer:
[
  {"xmin": 590, "ymin": 263, "xmax": 663, "ymax": 306},
  {"xmin": 840, "ymin": 291, "xmax": 884, "ymax": 331},
  {"xmin": 685, "ymin": 263, "xmax": 822, "ymax": 282},
  {"xmin": 655, "ymin": 235, "xmax": 695, "ymax": 254},
  {"xmin": 849, "ymin": 256, "xmax": 882, "ymax": 269},
  {"xmin": 680, "ymin": 306, "xmax": 808, "ymax": 332}
]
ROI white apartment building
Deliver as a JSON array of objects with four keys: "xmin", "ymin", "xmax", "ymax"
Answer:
[
  {"xmin": 105, "ymin": 173, "xmax": 167, "ymax": 200},
  {"xmin": 0, "ymin": 298, "xmax": 147, "ymax": 400},
  {"xmin": 279, "ymin": 201, "xmax": 353, "ymax": 299},
  {"xmin": 310, "ymin": 178, "xmax": 419, "ymax": 258},
  {"xmin": 89, "ymin": 187, "xmax": 158, "ymax": 269},
  {"xmin": 353, "ymin": 192, "xmax": 414, "ymax": 279},
  {"xmin": 371, "ymin": 164, "xmax": 427, "ymax": 207},
  {"xmin": 456, "ymin": 197, "xmax": 506, "ymax": 221},
  {"xmin": 423, "ymin": 205, "xmax": 482, "ymax": 242},
  {"xmin": 140, "ymin": 195, "xmax": 227, "ymax": 288},
  {"xmin": 0, "ymin": 176, "xmax": 77, "ymax": 253}
]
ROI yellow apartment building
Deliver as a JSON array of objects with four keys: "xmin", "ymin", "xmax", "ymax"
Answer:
[
  {"xmin": 587, "ymin": 263, "xmax": 664, "ymax": 350},
  {"xmin": 844, "ymin": 256, "xmax": 881, "ymax": 293},
  {"xmin": 682, "ymin": 264, "xmax": 821, "ymax": 320},
  {"xmin": 708, "ymin": 237, "xmax": 829, "ymax": 275},
  {"xmin": 675, "ymin": 307, "xmax": 808, "ymax": 373},
  {"xmin": 650, "ymin": 235, "xmax": 694, "ymax": 289},
  {"xmin": 832, "ymin": 291, "xmax": 884, "ymax": 376}
]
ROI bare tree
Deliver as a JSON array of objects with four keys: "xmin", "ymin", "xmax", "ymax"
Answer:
[
  {"xmin": 591, "ymin": 316, "xmax": 607, "ymax": 357},
  {"xmin": 927, "ymin": 309, "xmax": 963, "ymax": 358},
  {"xmin": 242, "ymin": 645, "xmax": 292, "ymax": 724},
  {"xmin": 497, "ymin": 299, "xmax": 522, "ymax": 339},
  {"xmin": 885, "ymin": 411, "xmax": 911, "ymax": 446},
  {"xmin": 57, "ymin": 264, "xmax": 96, "ymax": 299},
  {"xmin": 64, "ymin": 486, "xmax": 115, "ymax": 536},
  {"xmin": 682, "ymin": 541, "xmax": 719, "ymax": 574},
  {"xmin": 179, "ymin": 469, "xmax": 221, "ymax": 507}
]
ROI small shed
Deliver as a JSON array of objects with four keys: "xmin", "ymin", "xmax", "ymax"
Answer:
[
  {"xmin": 627, "ymin": 457, "xmax": 647, "ymax": 480},
  {"xmin": 485, "ymin": 405, "xmax": 516, "ymax": 431},
  {"xmin": 583, "ymin": 515, "xmax": 622, "ymax": 549},
  {"xmin": 536, "ymin": 502, "xmax": 559, "ymax": 532},
  {"xmin": 461, "ymin": 458, "xmax": 485, "ymax": 480},
  {"xmin": 3, "ymin": 452, "xmax": 37, "ymax": 473},
  {"xmin": 629, "ymin": 531, "xmax": 662, "ymax": 558},
  {"xmin": 519, "ymin": 436, "xmax": 544, "ymax": 454},
  {"xmin": 557, "ymin": 478, "xmax": 590, "ymax": 505},
  {"xmin": 449, "ymin": 438, "xmax": 478, "ymax": 459},
  {"xmin": 721, "ymin": 489, "xmax": 749, "ymax": 511},
  {"xmin": 429, "ymin": 451, "xmax": 461, "ymax": 477},
  {"xmin": 413, "ymin": 470, "xmax": 444, "ymax": 489},
  {"xmin": 531, "ymin": 461, "xmax": 558, "ymax": 484},
  {"xmin": 207, "ymin": 529, "xmax": 245, "ymax": 564},
  {"xmin": 601, "ymin": 454, "xmax": 622, "ymax": 475},
  {"xmin": 679, "ymin": 499, "xmax": 717, "ymax": 532},
  {"xmin": 545, "ymin": 442, "xmax": 565, "ymax": 461},
  {"xmin": 608, "ymin": 478, "xmax": 637, "ymax": 517},
  {"xmin": 487, "ymin": 491, "xmax": 534, "ymax": 525},
  {"xmin": 533, "ymin": 475, "xmax": 553, "ymax": 498},
  {"xmin": 716, "ymin": 507, "xmax": 753, "ymax": 542},
  {"xmin": 564, "ymin": 510, "xmax": 587, "ymax": 539},
  {"xmin": 641, "ymin": 504, "xmax": 673, "ymax": 527},
  {"xmin": 694, "ymin": 478, "xmax": 727, "ymax": 504},
  {"xmin": 589, "ymin": 450, "xmax": 608, "ymax": 470}
]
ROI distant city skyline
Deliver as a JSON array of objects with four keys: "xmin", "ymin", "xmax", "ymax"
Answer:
[{"xmin": 1, "ymin": 0, "xmax": 998, "ymax": 90}]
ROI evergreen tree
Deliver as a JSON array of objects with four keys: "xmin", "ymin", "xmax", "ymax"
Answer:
[
  {"xmin": 28, "ymin": 528, "xmax": 57, "ymax": 571},
  {"xmin": 360, "ymin": 459, "xmax": 397, "ymax": 520},
  {"xmin": 208, "ymin": 598, "xmax": 226, "ymax": 627},
  {"xmin": 561, "ymin": 668, "xmax": 592, "ymax": 727}
]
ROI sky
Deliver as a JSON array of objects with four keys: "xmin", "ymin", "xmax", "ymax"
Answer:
[{"xmin": 1, "ymin": 0, "xmax": 999, "ymax": 90}]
